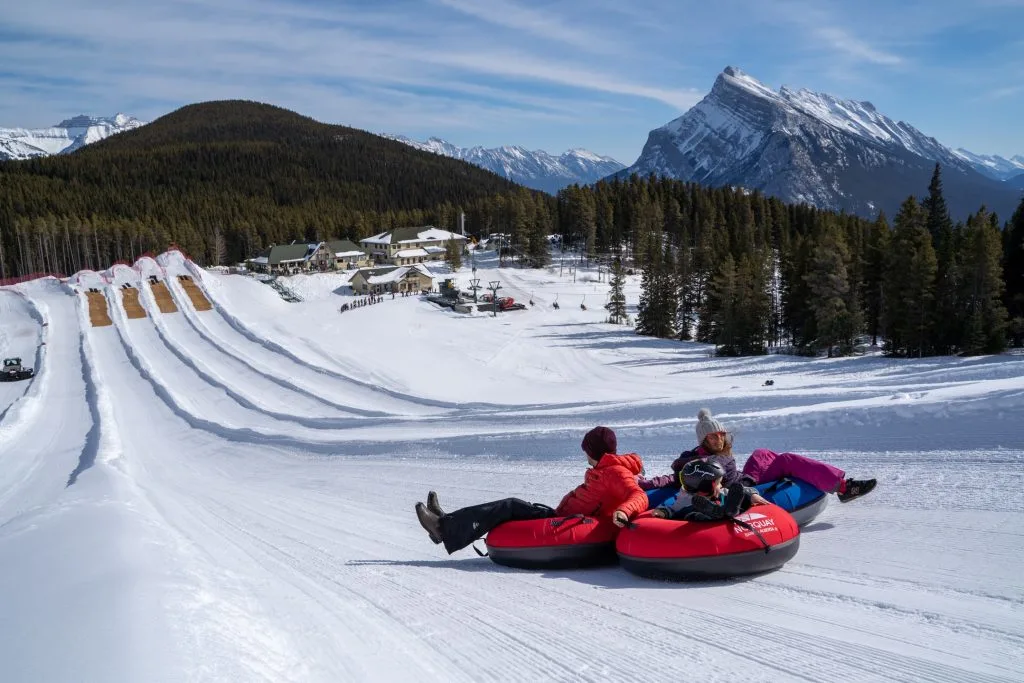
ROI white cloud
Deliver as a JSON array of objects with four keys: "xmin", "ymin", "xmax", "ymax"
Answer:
[
  {"xmin": 431, "ymin": 0, "xmax": 615, "ymax": 53},
  {"xmin": 986, "ymin": 84, "xmax": 1024, "ymax": 99},
  {"xmin": 815, "ymin": 27, "xmax": 904, "ymax": 66}
]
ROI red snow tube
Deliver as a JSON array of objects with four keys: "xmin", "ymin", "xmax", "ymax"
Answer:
[
  {"xmin": 616, "ymin": 504, "xmax": 800, "ymax": 580},
  {"xmin": 485, "ymin": 515, "xmax": 620, "ymax": 569}
]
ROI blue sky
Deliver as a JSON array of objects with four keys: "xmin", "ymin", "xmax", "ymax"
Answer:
[{"xmin": 2, "ymin": 0, "xmax": 1023, "ymax": 163}]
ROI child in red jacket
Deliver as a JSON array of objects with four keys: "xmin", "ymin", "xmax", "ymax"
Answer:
[{"xmin": 415, "ymin": 426, "xmax": 648, "ymax": 554}]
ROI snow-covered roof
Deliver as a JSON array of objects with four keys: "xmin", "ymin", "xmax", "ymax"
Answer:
[
  {"xmin": 248, "ymin": 256, "xmax": 269, "ymax": 265},
  {"xmin": 361, "ymin": 233, "xmax": 393, "ymax": 245},
  {"xmin": 395, "ymin": 248, "xmax": 429, "ymax": 258},
  {"xmin": 334, "ymin": 250, "xmax": 365, "ymax": 258},
  {"xmin": 401, "ymin": 228, "xmax": 466, "ymax": 243},
  {"xmin": 361, "ymin": 226, "xmax": 468, "ymax": 245},
  {"xmin": 365, "ymin": 264, "xmax": 435, "ymax": 285},
  {"xmin": 423, "ymin": 246, "xmax": 446, "ymax": 254}
]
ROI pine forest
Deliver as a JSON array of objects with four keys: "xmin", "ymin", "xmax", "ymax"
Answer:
[{"xmin": 1, "ymin": 101, "xmax": 1022, "ymax": 358}]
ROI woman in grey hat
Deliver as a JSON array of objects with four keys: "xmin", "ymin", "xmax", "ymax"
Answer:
[{"xmin": 639, "ymin": 408, "xmax": 877, "ymax": 503}]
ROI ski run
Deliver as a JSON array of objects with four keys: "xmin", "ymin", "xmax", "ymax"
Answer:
[{"xmin": 1, "ymin": 249, "xmax": 1022, "ymax": 682}]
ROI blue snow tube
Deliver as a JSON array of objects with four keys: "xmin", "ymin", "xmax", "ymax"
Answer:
[
  {"xmin": 755, "ymin": 478, "xmax": 827, "ymax": 527},
  {"xmin": 645, "ymin": 487, "xmax": 679, "ymax": 510}
]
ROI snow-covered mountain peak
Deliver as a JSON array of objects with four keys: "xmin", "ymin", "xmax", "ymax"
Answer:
[
  {"xmin": 0, "ymin": 113, "xmax": 146, "ymax": 160},
  {"xmin": 951, "ymin": 148, "xmax": 1024, "ymax": 181},
  {"xmin": 719, "ymin": 66, "xmax": 777, "ymax": 98},
  {"xmin": 385, "ymin": 134, "xmax": 625, "ymax": 193},
  {"xmin": 620, "ymin": 66, "xmax": 1019, "ymax": 219}
]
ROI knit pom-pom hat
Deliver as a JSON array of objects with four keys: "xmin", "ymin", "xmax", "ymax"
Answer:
[{"xmin": 695, "ymin": 408, "xmax": 727, "ymax": 444}]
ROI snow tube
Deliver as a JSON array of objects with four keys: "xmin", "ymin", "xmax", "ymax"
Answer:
[
  {"xmin": 755, "ymin": 477, "xmax": 827, "ymax": 527},
  {"xmin": 616, "ymin": 504, "xmax": 800, "ymax": 580},
  {"xmin": 485, "ymin": 515, "xmax": 619, "ymax": 569},
  {"xmin": 645, "ymin": 486, "xmax": 678, "ymax": 509}
]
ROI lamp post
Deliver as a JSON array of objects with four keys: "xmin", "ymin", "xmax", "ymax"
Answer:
[
  {"xmin": 488, "ymin": 279, "xmax": 502, "ymax": 317},
  {"xmin": 469, "ymin": 277, "xmax": 481, "ymax": 303}
]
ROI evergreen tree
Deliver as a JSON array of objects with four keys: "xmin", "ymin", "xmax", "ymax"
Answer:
[
  {"xmin": 959, "ymin": 208, "xmax": 1008, "ymax": 354},
  {"xmin": 676, "ymin": 243, "xmax": 696, "ymax": 340},
  {"xmin": 527, "ymin": 198, "xmax": 551, "ymax": 267},
  {"xmin": 607, "ymin": 256, "xmax": 628, "ymax": 325},
  {"xmin": 923, "ymin": 164, "xmax": 961, "ymax": 353},
  {"xmin": 1004, "ymin": 198, "xmax": 1024, "ymax": 347},
  {"xmin": 882, "ymin": 197, "xmax": 937, "ymax": 357},
  {"xmin": 803, "ymin": 223, "xmax": 855, "ymax": 356},
  {"xmin": 444, "ymin": 238, "xmax": 463, "ymax": 271},
  {"xmin": 779, "ymin": 232, "xmax": 815, "ymax": 350},
  {"xmin": 706, "ymin": 254, "xmax": 740, "ymax": 355},
  {"xmin": 863, "ymin": 211, "xmax": 890, "ymax": 345},
  {"xmin": 635, "ymin": 240, "xmax": 675, "ymax": 338},
  {"xmin": 692, "ymin": 220, "xmax": 719, "ymax": 343},
  {"xmin": 733, "ymin": 252, "xmax": 770, "ymax": 354},
  {"xmin": 213, "ymin": 226, "xmax": 227, "ymax": 266},
  {"xmin": 923, "ymin": 164, "xmax": 953, "ymax": 245}
]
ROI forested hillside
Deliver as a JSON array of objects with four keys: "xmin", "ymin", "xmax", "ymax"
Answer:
[
  {"xmin": 556, "ymin": 168, "xmax": 1024, "ymax": 356},
  {"xmin": 0, "ymin": 100, "xmax": 552, "ymax": 277},
  {"xmin": 2, "ymin": 99, "xmax": 1021, "ymax": 357}
]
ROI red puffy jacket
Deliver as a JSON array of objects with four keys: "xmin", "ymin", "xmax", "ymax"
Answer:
[{"xmin": 555, "ymin": 453, "xmax": 648, "ymax": 520}]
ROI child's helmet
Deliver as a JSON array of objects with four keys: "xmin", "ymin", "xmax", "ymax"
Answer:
[{"xmin": 680, "ymin": 459, "xmax": 726, "ymax": 493}]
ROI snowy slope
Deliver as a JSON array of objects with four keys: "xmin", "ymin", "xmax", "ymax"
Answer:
[
  {"xmin": 952, "ymin": 149, "xmax": 1024, "ymax": 181},
  {"xmin": 387, "ymin": 135, "xmax": 624, "ymax": 193},
  {"xmin": 619, "ymin": 67, "xmax": 1020, "ymax": 219},
  {"xmin": 0, "ymin": 250, "xmax": 1022, "ymax": 682},
  {"xmin": 0, "ymin": 290, "xmax": 41, "ymax": 416},
  {"xmin": 0, "ymin": 114, "xmax": 145, "ymax": 160}
]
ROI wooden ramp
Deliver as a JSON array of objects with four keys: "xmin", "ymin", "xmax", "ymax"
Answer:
[
  {"xmin": 120, "ymin": 285, "xmax": 146, "ymax": 319},
  {"xmin": 178, "ymin": 274, "xmax": 212, "ymax": 311},
  {"xmin": 149, "ymin": 279, "xmax": 178, "ymax": 313},
  {"xmin": 86, "ymin": 290, "xmax": 112, "ymax": 327}
]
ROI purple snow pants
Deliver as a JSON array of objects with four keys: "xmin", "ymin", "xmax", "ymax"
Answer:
[{"xmin": 742, "ymin": 449, "xmax": 845, "ymax": 493}]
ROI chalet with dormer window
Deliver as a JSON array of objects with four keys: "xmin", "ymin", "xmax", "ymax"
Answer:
[
  {"xmin": 349, "ymin": 264, "xmax": 435, "ymax": 295},
  {"xmin": 359, "ymin": 226, "xmax": 467, "ymax": 266}
]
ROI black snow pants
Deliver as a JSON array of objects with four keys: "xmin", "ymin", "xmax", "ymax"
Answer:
[{"xmin": 439, "ymin": 498, "xmax": 555, "ymax": 554}]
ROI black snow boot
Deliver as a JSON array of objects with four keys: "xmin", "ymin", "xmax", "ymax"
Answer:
[
  {"xmin": 427, "ymin": 490, "xmax": 445, "ymax": 517},
  {"xmin": 838, "ymin": 478, "xmax": 877, "ymax": 503},
  {"xmin": 415, "ymin": 502, "xmax": 443, "ymax": 544},
  {"xmin": 437, "ymin": 498, "xmax": 555, "ymax": 554}
]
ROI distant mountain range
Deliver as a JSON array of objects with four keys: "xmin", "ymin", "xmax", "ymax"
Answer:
[
  {"xmin": 385, "ymin": 135, "xmax": 624, "ymax": 193},
  {"xmin": 0, "ymin": 114, "xmax": 146, "ymax": 160},
  {"xmin": 951, "ymin": 149, "xmax": 1024, "ymax": 181},
  {"xmin": 615, "ymin": 66, "xmax": 1021, "ymax": 220}
]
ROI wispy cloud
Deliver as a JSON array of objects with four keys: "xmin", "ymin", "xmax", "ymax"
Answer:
[
  {"xmin": 815, "ymin": 27, "xmax": 904, "ymax": 66},
  {"xmin": 432, "ymin": 0, "xmax": 616, "ymax": 53},
  {"xmin": 0, "ymin": 0, "xmax": 1021, "ymax": 161},
  {"xmin": 986, "ymin": 84, "xmax": 1024, "ymax": 99}
]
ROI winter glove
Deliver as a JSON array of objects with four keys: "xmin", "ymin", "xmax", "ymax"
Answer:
[
  {"xmin": 612, "ymin": 510, "xmax": 630, "ymax": 527},
  {"xmin": 649, "ymin": 508, "xmax": 669, "ymax": 519},
  {"xmin": 687, "ymin": 495, "xmax": 727, "ymax": 521}
]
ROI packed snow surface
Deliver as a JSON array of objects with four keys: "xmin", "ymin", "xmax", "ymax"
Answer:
[{"xmin": 1, "ymin": 249, "xmax": 1022, "ymax": 682}]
